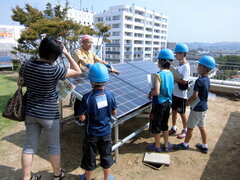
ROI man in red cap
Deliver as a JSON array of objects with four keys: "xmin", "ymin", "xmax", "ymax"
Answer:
[
  {"xmin": 74, "ymin": 34, "xmax": 119, "ymax": 74},
  {"xmin": 73, "ymin": 34, "xmax": 120, "ymax": 126}
]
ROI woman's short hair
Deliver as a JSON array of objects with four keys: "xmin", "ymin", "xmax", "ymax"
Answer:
[{"xmin": 39, "ymin": 37, "xmax": 63, "ymax": 61}]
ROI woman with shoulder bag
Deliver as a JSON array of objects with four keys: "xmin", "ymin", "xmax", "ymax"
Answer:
[{"xmin": 19, "ymin": 37, "xmax": 81, "ymax": 180}]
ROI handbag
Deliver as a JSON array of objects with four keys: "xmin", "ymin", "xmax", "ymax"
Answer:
[
  {"xmin": 2, "ymin": 86, "xmax": 25, "ymax": 121},
  {"xmin": 2, "ymin": 62, "xmax": 27, "ymax": 121},
  {"xmin": 178, "ymin": 81, "xmax": 189, "ymax": 90}
]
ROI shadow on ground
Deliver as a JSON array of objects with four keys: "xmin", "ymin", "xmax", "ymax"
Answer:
[{"xmin": 201, "ymin": 111, "xmax": 240, "ymax": 180}]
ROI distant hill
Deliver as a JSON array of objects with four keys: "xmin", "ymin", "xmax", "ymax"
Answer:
[{"xmin": 185, "ymin": 42, "xmax": 240, "ymax": 50}]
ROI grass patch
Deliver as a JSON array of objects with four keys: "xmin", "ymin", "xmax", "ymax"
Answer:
[{"xmin": 0, "ymin": 74, "xmax": 19, "ymax": 138}]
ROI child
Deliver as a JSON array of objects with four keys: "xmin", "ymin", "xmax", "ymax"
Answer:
[
  {"xmin": 79, "ymin": 63, "xmax": 117, "ymax": 180},
  {"xmin": 147, "ymin": 49, "xmax": 174, "ymax": 152},
  {"xmin": 173, "ymin": 56, "xmax": 216, "ymax": 153},
  {"xmin": 169, "ymin": 43, "xmax": 190, "ymax": 139}
]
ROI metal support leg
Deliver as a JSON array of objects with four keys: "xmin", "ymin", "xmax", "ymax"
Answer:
[
  {"xmin": 114, "ymin": 124, "xmax": 119, "ymax": 163},
  {"xmin": 59, "ymin": 100, "xmax": 63, "ymax": 131}
]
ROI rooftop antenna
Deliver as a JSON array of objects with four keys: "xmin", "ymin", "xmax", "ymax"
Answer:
[{"xmin": 80, "ymin": 0, "xmax": 82, "ymax": 10}]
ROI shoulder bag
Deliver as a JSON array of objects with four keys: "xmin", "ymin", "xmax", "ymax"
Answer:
[{"xmin": 2, "ymin": 62, "xmax": 27, "ymax": 121}]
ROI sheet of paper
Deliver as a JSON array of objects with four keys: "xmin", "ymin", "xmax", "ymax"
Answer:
[
  {"xmin": 57, "ymin": 80, "xmax": 76, "ymax": 100},
  {"xmin": 147, "ymin": 74, "xmax": 155, "ymax": 89},
  {"xmin": 169, "ymin": 67, "xmax": 183, "ymax": 80}
]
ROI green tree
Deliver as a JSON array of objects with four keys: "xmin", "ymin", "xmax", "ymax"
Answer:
[
  {"xmin": 11, "ymin": 1, "xmax": 95, "ymax": 60},
  {"xmin": 216, "ymin": 55, "xmax": 240, "ymax": 64},
  {"xmin": 215, "ymin": 55, "xmax": 240, "ymax": 80},
  {"xmin": 11, "ymin": 4, "xmax": 44, "ymax": 27},
  {"xmin": 94, "ymin": 22, "xmax": 111, "ymax": 55}
]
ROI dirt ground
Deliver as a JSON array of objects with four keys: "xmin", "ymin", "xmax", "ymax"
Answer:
[{"xmin": 0, "ymin": 94, "xmax": 240, "ymax": 180}]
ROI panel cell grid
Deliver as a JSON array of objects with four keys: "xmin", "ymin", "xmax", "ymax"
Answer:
[{"xmin": 68, "ymin": 61, "xmax": 159, "ymax": 120}]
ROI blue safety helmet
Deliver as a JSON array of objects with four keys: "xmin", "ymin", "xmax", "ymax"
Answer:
[
  {"xmin": 88, "ymin": 63, "xmax": 110, "ymax": 82},
  {"xmin": 198, "ymin": 56, "xmax": 216, "ymax": 69},
  {"xmin": 158, "ymin": 49, "xmax": 174, "ymax": 60},
  {"xmin": 175, "ymin": 43, "xmax": 189, "ymax": 53}
]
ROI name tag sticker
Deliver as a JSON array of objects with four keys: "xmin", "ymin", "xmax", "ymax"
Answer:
[{"xmin": 96, "ymin": 94, "xmax": 108, "ymax": 109}]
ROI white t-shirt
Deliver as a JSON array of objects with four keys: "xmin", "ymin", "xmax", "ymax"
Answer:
[{"xmin": 173, "ymin": 62, "xmax": 190, "ymax": 99}]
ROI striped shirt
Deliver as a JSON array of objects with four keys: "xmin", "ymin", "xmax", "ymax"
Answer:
[{"xmin": 20, "ymin": 60, "xmax": 67, "ymax": 120}]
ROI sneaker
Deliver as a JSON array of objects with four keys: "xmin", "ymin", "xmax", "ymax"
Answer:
[
  {"xmin": 147, "ymin": 143, "xmax": 162, "ymax": 152},
  {"xmin": 196, "ymin": 143, "xmax": 208, "ymax": 154},
  {"xmin": 177, "ymin": 130, "xmax": 187, "ymax": 139},
  {"xmin": 75, "ymin": 120, "xmax": 86, "ymax": 127},
  {"xmin": 173, "ymin": 142, "xmax": 189, "ymax": 150},
  {"xmin": 109, "ymin": 174, "xmax": 115, "ymax": 180},
  {"xmin": 169, "ymin": 127, "xmax": 177, "ymax": 135},
  {"xmin": 80, "ymin": 173, "xmax": 86, "ymax": 180},
  {"xmin": 162, "ymin": 142, "xmax": 173, "ymax": 152}
]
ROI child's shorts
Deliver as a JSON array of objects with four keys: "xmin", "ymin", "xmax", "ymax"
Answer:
[
  {"xmin": 171, "ymin": 95, "xmax": 187, "ymax": 114},
  {"xmin": 149, "ymin": 101, "xmax": 171, "ymax": 134},
  {"xmin": 81, "ymin": 134, "xmax": 114, "ymax": 171},
  {"xmin": 187, "ymin": 110, "xmax": 207, "ymax": 129}
]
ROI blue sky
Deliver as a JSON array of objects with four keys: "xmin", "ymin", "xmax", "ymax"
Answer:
[{"xmin": 1, "ymin": 0, "xmax": 240, "ymax": 43}]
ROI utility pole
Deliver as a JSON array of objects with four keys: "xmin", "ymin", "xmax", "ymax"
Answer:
[{"xmin": 80, "ymin": 0, "xmax": 82, "ymax": 10}]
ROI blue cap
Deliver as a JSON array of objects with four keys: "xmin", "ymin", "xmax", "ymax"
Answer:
[
  {"xmin": 88, "ymin": 63, "xmax": 110, "ymax": 82},
  {"xmin": 158, "ymin": 49, "xmax": 175, "ymax": 60}
]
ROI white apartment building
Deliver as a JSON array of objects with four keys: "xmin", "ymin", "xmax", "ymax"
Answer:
[
  {"xmin": 94, "ymin": 4, "xmax": 168, "ymax": 63},
  {"xmin": 67, "ymin": 8, "xmax": 94, "ymax": 26}
]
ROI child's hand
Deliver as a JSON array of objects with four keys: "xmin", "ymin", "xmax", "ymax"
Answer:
[
  {"xmin": 79, "ymin": 115, "xmax": 86, "ymax": 121},
  {"xmin": 186, "ymin": 100, "xmax": 190, "ymax": 106}
]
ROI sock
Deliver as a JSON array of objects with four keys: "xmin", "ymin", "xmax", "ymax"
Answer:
[
  {"xmin": 202, "ymin": 144, "xmax": 208, "ymax": 148},
  {"xmin": 183, "ymin": 128, "xmax": 187, "ymax": 131},
  {"xmin": 172, "ymin": 126, "xmax": 177, "ymax": 131},
  {"xmin": 183, "ymin": 142, "xmax": 189, "ymax": 147}
]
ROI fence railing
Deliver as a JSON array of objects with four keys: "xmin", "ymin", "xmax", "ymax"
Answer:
[{"xmin": 181, "ymin": 60, "xmax": 240, "ymax": 81}]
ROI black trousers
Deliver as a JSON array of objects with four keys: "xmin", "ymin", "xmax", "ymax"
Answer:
[{"xmin": 74, "ymin": 98, "xmax": 82, "ymax": 120}]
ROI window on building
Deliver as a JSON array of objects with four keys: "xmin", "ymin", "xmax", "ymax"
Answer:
[
  {"xmin": 145, "ymin": 41, "xmax": 152, "ymax": 45},
  {"xmin": 112, "ymin": 31, "xmax": 120, "ymax": 36},
  {"xmin": 125, "ymin": 40, "xmax": 132, "ymax": 44},
  {"xmin": 106, "ymin": 16, "xmax": 111, "ymax": 21},
  {"xmin": 125, "ymin": 32, "xmax": 132, "ymax": 36},
  {"xmin": 125, "ymin": 16, "xmax": 133, "ymax": 21},
  {"xmin": 112, "ymin": 39, "xmax": 120, "ymax": 44},
  {"xmin": 125, "ymin": 24, "xmax": 133, "ymax": 29},
  {"xmin": 162, "ymin": 18, "xmax": 167, "ymax": 23},
  {"xmin": 134, "ymin": 18, "xmax": 143, "ymax": 23},
  {"xmin": 134, "ymin": 26, "xmax": 144, "ymax": 30},
  {"xmin": 112, "ymin": 15, "xmax": 120, "ymax": 20},
  {"xmin": 145, "ymin": 34, "xmax": 152, "ymax": 38},
  {"xmin": 146, "ymin": 27, "xmax": 152, "ymax": 32},
  {"xmin": 112, "ymin": 24, "xmax": 120, "ymax": 28}
]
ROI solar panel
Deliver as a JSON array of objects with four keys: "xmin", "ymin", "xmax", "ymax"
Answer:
[
  {"xmin": 128, "ymin": 60, "xmax": 159, "ymax": 74},
  {"xmin": 68, "ymin": 60, "xmax": 160, "ymax": 120}
]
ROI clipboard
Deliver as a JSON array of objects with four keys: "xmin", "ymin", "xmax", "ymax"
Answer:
[
  {"xmin": 187, "ymin": 83, "xmax": 200, "ymax": 109},
  {"xmin": 169, "ymin": 67, "xmax": 183, "ymax": 80},
  {"xmin": 147, "ymin": 73, "xmax": 155, "ymax": 89}
]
